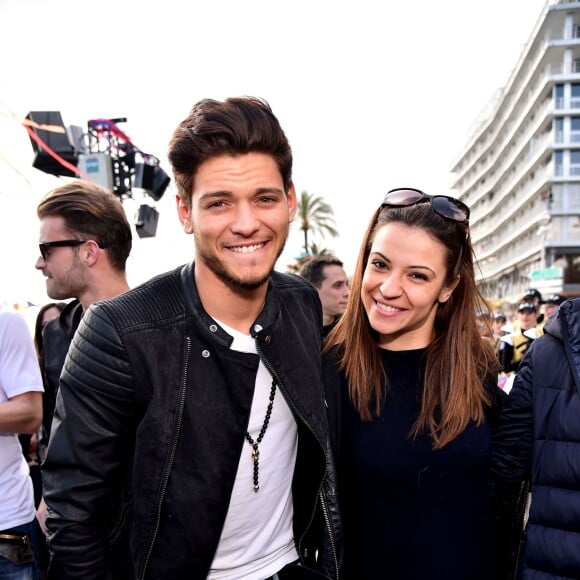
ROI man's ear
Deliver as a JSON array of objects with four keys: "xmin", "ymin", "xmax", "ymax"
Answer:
[
  {"xmin": 177, "ymin": 194, "xmax": 194, "ymax": 234},
  {"xmin": 287, "ymin": 182, "xmax": 297, "ymax": 223},
  {"xmin": 84, "ymin": 240, "xmax": 102, "ymax": 267}
]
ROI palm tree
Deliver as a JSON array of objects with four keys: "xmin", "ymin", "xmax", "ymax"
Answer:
[
  {"xmin": 308, "ymin": 241, "xmax": 333, "ymax": 256},
  {"xmin": 297, "ymin": 190, "xmax": 338, "ymax": 254}
]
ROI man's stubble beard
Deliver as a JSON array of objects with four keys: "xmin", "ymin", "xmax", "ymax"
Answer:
[{"xmin": 197, "ymin": 229, "xmax": 289, "ymax": 292}]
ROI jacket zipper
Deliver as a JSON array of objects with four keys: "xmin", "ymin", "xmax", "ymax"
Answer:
[
  {"xmin": 319, "ymin": 487, "xmax": 339, "ymax": 579},
  {"xmin": 139, "ymin": 336, "xmax": 191, "ymax": 579},
  {"xmin": 256, "ymin": 342, "xmax": 339, "ymax": 579}
]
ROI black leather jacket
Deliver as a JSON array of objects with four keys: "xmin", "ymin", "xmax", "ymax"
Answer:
[{"xmin": 42, "ymin": 263, "xmax": 342, "ymax": 580}]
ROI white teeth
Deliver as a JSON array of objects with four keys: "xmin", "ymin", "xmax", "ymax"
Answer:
[
  {"xmin": 376, "ymin": 301, "xmax": 401, "ymax": 313},
  {"xmin": 231, "ymin": 243, "xmax": 263, "ymax": 254}
]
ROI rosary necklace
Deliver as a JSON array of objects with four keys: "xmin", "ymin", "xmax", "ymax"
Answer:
[{"xmin": 245, "ymin": 378, "xmax": 277, "ymax": 492}]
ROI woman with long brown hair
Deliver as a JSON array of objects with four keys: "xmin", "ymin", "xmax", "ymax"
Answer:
[{"xmin": 323, "ymin": 188, "xmax": 501, "ymax": 579}]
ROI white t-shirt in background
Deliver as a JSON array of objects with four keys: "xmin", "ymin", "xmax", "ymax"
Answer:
[{"xmin": 0, "ymin": 311, "xmax": 43, "ymax": 529}]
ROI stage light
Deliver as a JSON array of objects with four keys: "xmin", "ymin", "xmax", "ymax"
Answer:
[
  {"xmin": 25, "ymin": 111, "xmax": 78, "ymax": 177},
  {"xmin": 134, "ymin": 204, "xmax": 159, "ymax": 238},
  {"xmin": 134, "ymin": 161, "xmax": 170, "ymax": 201}
]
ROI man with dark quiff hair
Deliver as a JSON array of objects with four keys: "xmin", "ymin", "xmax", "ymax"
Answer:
[
  {"xmin": 42, "ymin": 97, "xmax": 341, "ymax": 580},
  {"xmin": 168, "ymin": 96, "xmax": 294, "ymax": 207}
]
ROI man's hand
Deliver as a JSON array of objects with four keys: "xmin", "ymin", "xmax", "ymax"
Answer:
[{"xmin": 37, "ymin": 497, "xmax": 48, "ymax": 536}]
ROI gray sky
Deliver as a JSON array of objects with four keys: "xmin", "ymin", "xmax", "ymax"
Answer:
[{"xmin": 0, "ymin": 0, "xmax": 547, "ymax": 306}]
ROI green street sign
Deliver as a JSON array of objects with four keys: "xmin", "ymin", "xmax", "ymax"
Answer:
[{"xmin": 529, "ymin": 267, "xmax": 563, "ymax": 280}]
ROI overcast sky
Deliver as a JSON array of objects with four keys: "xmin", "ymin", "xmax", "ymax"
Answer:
[{"xmin": 0, "ymin": 0, "xmax": 548, "ymax": 306}]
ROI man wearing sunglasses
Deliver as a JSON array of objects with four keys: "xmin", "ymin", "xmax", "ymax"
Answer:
[
  {"xmin": 33, "ymin": 180, "xmax": 132, "ymax": 557},
  {"xmin": 34, "ymin": 179, "xmax": 132, "ymax": 442}
]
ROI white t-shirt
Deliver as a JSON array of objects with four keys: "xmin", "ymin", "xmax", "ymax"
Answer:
[
  {"xmin": 0, "ymin": 311, "xmax": 44, "ymax": 529},
  {"xmin": 208, "ymin": 321, "xmax": 299, "ymax": 580}
]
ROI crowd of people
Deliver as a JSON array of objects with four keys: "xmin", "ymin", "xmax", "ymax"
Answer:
[{"xmin": 1, "ymin": 96, "xmax": 578, "ymax": 580}]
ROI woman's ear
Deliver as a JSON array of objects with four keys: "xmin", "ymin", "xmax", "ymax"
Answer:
[{"xmin": 438, "ymin": 275, "xmax": 460, "ymax": 304}]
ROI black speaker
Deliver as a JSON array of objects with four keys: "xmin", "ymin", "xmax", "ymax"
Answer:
[
  {"xmin": 135, "ymin": 205, "xmax": 159, "ymax": 238},
  {"xmin": 134, "ymin": 163, "xmax": 171, "ymax": 201},
  {"xmin": 25, "ymin": 111, "xmax": 78, "ymax": 177}
]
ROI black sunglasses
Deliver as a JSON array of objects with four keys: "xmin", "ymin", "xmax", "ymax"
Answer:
[
  {"xmin": 381, "ymin": 188, "xmax": 470, "ymax": 228},
  {"xmin": 39, "ymin": 239, "xmax": 105, "ymax": 261}
]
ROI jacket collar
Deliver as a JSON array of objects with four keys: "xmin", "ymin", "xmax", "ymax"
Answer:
[{"xmin": 179, "ymin": 262, "xmax": 280, "ymax": 346}]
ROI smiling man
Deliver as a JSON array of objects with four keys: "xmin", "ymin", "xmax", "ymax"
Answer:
[{"xmin": 42, "ymin": 97, "xmax": 341, "ymax": 580}]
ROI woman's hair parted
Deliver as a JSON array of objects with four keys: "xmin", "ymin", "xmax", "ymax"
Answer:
[{"xmin": 324, "ymin": 202, "xmax": 499, "ymax": 448}]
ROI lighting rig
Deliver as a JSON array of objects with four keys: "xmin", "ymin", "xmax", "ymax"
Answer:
[{"xmin": 24, "ymin": 110, "xmax": 170, "ymax": 238}]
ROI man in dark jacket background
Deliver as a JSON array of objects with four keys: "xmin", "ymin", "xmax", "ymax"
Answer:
[
  {"xmin": 42, "ymin": 97, "xmax": 341, "ymax": 580},
  {"xmin": 492, "ymin": 297, "xmax": 580, "ymax": 579},
  {"xmin": 35, "ymin": 179, "xmax": 132, "ymax": 442},
  {"xmin": 34, "ymin": 181, "xmax": 132, "ymax": 547}
]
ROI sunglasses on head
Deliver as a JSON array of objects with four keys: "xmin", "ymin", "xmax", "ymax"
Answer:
[{"xmin": 381, "ymin": 188, "xmax": 470, "ymax": 234}]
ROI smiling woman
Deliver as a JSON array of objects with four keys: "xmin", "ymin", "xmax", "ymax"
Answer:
[{"xmin": 322, "ymin": 190, "xmax": 504, "ymax": 580}]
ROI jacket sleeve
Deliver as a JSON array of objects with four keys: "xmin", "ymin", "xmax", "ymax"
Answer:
[
  {"xmin": 491, "ymin": 345, "xmax": 534, "ymax": 483},
  {"xmin": 42, "ymin": 304, "xmax": 135, "ymax": 580},
  {"xmin": 490, "ymin": 343, "xmax": 535, "ymax": 580}
]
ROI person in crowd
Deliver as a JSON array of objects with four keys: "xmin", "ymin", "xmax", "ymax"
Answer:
[
  {"xmin": 33, "ymin": 304, "xmax": 66, "ymax": 363},
  {"xmin": 323, "ymin": 187, "xmax": 501, "ymax": 580},
  {"xmin": 522, "ymin": 288, "xmax": 544, "ymax": 325},
  {"xmin": 298, "ymin": 255, "xmax": 350, "ymax": 337},
  {"xmin": 28, "ymin": 303, "xmax": 66, "ymax": 462},
  {"xmin": 498, "ymin": 302, "xmax": 537, "ymax": 374},
  {"xmin": 20, "ymin": 303, "xmax": 65, "ymax": 467},
  {"xmin": 492, "ymin": 311, "xmax": 508, "ymax": 342},
  {"xmin": 543, "ymin": 293, "xmax": 564, "ymax": 321},
  {"xmin": 42, "ymin": 97, "xmax": 341, "ymax": 580},
  {"xmin": 0, "ymin": 311, "xmax": 44, "ymax": 579},
  {"xmin": 476, "ymin": 309, "xmax": 495, "ymax": 345},
  {"xmin": 492, "ymin": 297, "xmax": 580, "ymax": 579},
  {"xmin": 34, "ymin": 180, "xmax": 132, "ymax": 442},
  {"xmin": 34, "ymin": 181, "xmax": 132, "ymax": 549},
  {"xmin": 26, "ymin": 303, "xmax": 65, "ymax": 579}
]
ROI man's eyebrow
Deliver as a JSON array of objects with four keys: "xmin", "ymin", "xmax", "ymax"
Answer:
[
  {"xmin": 255, "ymin": 187, "xmax": 285, "ymax": 195},
  {"xmin": 198, "ymin": 187, "xmax": 285, "ymax": 202},
  {"xmin": 198, "ymin": 190, "xmax": 232, "ymax": 203}
]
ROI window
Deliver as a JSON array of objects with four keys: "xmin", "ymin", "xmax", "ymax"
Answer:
[
  {"xmin": 572, "ymin": 118, "xmax": 580, "ymax": 142},
  {"xmin": 555, "ymin": 117, "xmax": 564, "ymax": 143},
  {"xmin": 572, "ymin": 84, "xmax": 580, "ymax": 108},
  {"xmin": 554, "ymin": 150, "xmax": 564, "ymax": 177},
  {"xmin": 570, "ymin": 150, "xmax": 580, "ymax": 176},
  {"xmin": 555, "ymin": 84, "xmax": 565, "ymax": 109}
]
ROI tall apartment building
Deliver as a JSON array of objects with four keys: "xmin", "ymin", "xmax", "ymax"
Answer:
[{"xmin": 451, "ymin": 0, "xmax": 580, "ymax": 305}]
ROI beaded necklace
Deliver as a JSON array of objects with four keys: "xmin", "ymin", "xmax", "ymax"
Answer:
[{"xmin": 245, "ymin": 378, "xmax": 277, "ymax": 492}]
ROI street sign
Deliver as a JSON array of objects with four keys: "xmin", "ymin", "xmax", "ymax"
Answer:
[{"xmin": 529, "ymin": 267, "xmax": 563, "ymax": 280}]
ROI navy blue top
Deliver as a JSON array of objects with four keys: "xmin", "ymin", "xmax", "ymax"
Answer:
[{"xmin": 339, "ymin": 348, "xmax": 496, "ymax": 580}]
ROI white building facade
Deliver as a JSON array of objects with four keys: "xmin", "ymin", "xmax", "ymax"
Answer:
[{"xmin": 451, "ymin": 0, "xmax": 580, "ymax": 304}]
